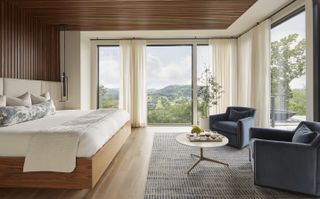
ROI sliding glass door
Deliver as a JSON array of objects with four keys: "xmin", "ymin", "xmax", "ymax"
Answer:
[
  {"xmin": 97, "ymin": 46, "xmax": 120, "ymax": 108},
  {"xmin": 270, "ymin": 9, "xmax": 306, "ymax": 129},
  {"xmin": 146, "ymin": 45, "xmax": 193, "ymax": 124}
]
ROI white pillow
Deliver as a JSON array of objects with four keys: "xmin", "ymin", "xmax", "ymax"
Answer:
[
  {"xmin": 31, "ymin": 91, "xmax": 51, "ymax": 105},
  {"xmin": 6, "ymin": 92, "xmax": 32, "ymax": 106},
  {"xmin": 0, "ymin": 95, "xmax": 6, "ymax": 107}
]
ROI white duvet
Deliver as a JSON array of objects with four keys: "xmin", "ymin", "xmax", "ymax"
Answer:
[{"xmin": 0, "ymin": 109, "xmax": 130, "ymax": 159}]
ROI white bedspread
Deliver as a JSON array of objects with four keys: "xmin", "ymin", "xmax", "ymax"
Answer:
[
  {"xmin": 24, "ymin": 109, "xmax": 121, "ymax": 172},
  {"xmin": 0, "ymin": 109, "xmax": 130, "ymax": 172}
]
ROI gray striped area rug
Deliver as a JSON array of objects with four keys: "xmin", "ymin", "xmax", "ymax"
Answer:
[{"xmin": 144, "ymin": 133, "xmax": 312, "ymax": 199}]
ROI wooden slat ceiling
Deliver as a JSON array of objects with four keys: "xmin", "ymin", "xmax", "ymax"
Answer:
[{"xmin": 8, "ymin": 0, "xmax": 257, "ymax": 31}]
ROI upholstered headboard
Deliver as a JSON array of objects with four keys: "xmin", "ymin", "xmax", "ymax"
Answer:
[{"xmin": 0, "ymin": 78, "xmax": 65, "ymax": 110}]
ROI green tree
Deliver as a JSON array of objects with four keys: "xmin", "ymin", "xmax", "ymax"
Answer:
[
  {"xmin": 147, "ymin": 92, "xmax": 192, "ymax": 124},
  {"xmin": 101, "ymin": 96, "xmax": 118, "ymax": 108},
  {"xmin": 288, "ymin": 89, "xmax": 306, "ymax": 115},
  {"xmin": 99, "ymin": 85, "xmax": 119, "ymax": 108},
  {"xmin": 271, "ymin": 33, "xmax": 306, "ymax": 113},
  {"xmin": 99, "ymin": 84, "xmax": 108, "ymax": 99}
]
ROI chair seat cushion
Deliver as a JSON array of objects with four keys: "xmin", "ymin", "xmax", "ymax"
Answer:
[
  {"xmin": 212, "ymin": 121, "xmax": 237, "ymax": 134},
  {"xmin": 292, "ymin": 124, "xmax": 317, "ymax": 143}
]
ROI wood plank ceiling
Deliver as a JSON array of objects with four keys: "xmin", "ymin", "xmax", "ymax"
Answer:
[{"xmin": 8, "ymin": 0, "xmax": 257, "ymax": 31}]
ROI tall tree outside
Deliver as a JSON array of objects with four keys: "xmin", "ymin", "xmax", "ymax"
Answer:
[
  {"xmin": 270, "ymin": 9, "xmax": 306, "ymax": 128},
  {"xmin": 271, "ymin": 33, "xmax": 306, "ymax": 117}
]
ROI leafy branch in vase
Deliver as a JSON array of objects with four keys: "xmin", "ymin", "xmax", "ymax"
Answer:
[{"xmin": 198, "ymin": 67, "xmax": 224, "ymax": 118}]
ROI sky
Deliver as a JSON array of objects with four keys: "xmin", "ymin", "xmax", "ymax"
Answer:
[
  {"xmin": 271, "ymin": 11, "xmax": 305, "ymax": 41},
  {"xmin": 98, "ymin": 11, "xmax": 306, "ymax": 90},
  {"xmin": 99, "ymin": 47, "xmax": 120, "ymax": 89},
  {"xmin": 98, "ymin": 45, "xmax": 209, "ymax": 90},
  {"xmin": 146, "ymin": 46, "xmax": 191, "ymax": 89}
]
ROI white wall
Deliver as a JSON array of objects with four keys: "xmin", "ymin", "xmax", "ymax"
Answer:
[{"xmin": 65, "ymin": 31, "xmax": 81, "ymax": 109}]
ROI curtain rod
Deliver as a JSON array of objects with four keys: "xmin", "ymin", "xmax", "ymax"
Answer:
[
  {"xmin": 237, "ymin": 0, "xmax": 297, "ymax": 38},
  {"xmin": 90, "ymin": 37, "xmax": 236, "ymax": 41}
]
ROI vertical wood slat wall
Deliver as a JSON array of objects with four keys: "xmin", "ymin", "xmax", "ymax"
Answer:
[{"xmin": 0, "ymin": 0, "xmax": 60, "ymax": 81}]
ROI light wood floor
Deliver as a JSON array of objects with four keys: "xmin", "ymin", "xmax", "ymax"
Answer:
[{"xmin": 0, "ymin": 126, "xmax": 191, "ymax": 199}]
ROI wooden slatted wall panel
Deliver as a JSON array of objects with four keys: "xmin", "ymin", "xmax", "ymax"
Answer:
[{"xmin": 0, "ymin": 0, "xmax": 60, "ymax": 81}]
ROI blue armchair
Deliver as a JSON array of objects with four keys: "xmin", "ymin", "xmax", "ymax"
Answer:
[
  {"xmin": 209, "ymin": 106, "xmax": 256, "ymax": 148},
  {"xmin": 250, "ymin": 121, "xmax": 320, "ymax": 196}
]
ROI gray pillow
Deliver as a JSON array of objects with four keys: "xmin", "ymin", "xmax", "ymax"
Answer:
[
  {"xmin": 31, "ymin": 92, "xmax": 51, "ymax": 104},
  {"xmin": 0, "ymin": 100, "xmax": 52, "ymax": 127},
  {"xmin": 228, "ymin": 109, "xmax": 250, "ymax": 121},
  {"xmin": 6, "ymin": 92, "xmax": 32, "ymax": 106},
  {"xmin": 292, "ymin": 124, "xmax": 317, "ymax": 143}
]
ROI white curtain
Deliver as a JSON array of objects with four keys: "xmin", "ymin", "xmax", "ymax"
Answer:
[
  {"xmin": 119, "ymin": 40, "xmax": 147, "ymax": 127},
  {"xmin": 209, "ymin": 39, "xmax": 238, "ymax": 114},
  {"xmin": 237, "ymin": 20, "xmax": 271, "ymax": 127},
  {"xmin": 237, "ymin": 31, "xmax": 253, "ymax": 106},
  {"xmin": 131, "ymin": 40, "xmax": 147, "ymax": 127},
  {"xmin": 119, "ymin": 40, "xmax": 132, "ymax": 114}
]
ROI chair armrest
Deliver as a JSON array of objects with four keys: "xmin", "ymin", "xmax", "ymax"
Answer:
[
  {"xmin": 237, "ymin": 117, "xmax": 255, "ymax": 148},
  {"xmin": 209, "ymin": 113, "xmax": 227, "ymax": 123},
  {"xmin": 310, "ymin": 134, "xmax": 320, "ymax": 147},
  {"xmin": 254, "ymin": 139, "xmax": 317, "ymax": 193},
  {"xmin": 238, "ymin": 117, "xmax": 255, "ymax": 129},
  {"xmin": 250, "ymin": 128, "xmax": 294, "ymax": 142}
]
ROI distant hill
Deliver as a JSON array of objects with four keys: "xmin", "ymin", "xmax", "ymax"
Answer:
[
  {"xmin": 101, "ymin": 88, "xmax": 119, "ymax": 100},
  {"xmin": 101, "ymin": 85, "xmax": 192, "ymax": 100},
  {"xmin": 107, "ymin": 88, "xmax": 119, "ymax": 99},
  {"xmin": 147, "ymin": 85, "xmax": 191, "ymax": 98}
]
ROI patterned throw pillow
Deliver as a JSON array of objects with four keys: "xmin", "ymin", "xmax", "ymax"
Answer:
[
  {"xmin": 228, "ymin": 109, "xmax": 251, "ymax": 122},
  {"xmin": 6, "ymin": 92, "xmax": 32, "ymax": 106},
  {"xmin": 0, "ymin": 100, "xmax": 53, "ymax": 127},
  {"xmin": 31, "ymin": 92, "xmax": 56, "ymax": 114}
]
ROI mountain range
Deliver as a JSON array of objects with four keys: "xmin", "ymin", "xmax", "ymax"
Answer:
[{"xmin": 101, "ymin": 85, "xmax": 192, "ymax": 100}]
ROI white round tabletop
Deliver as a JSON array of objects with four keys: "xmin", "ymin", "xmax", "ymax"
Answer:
[{"xmin": 176, "ymin": 133, "xmax": 229, "ymax": 148}]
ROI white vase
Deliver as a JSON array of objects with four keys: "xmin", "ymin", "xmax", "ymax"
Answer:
[{"xmin": 199, "ymin": 118, "xmax": 209, "ymax": 130}]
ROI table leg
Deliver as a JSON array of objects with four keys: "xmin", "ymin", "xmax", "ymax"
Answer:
[
  {"xmin": 187, "ymin": 148, "xmax": 229, "ymax": 174},
  {"xmin": 187, "ymin": 159, "xmax": 201, "ymax": 174},
  {"xmin": 190, "ymin": 153, "xmax": 200, "ymax": 158},
  {"xmin": 202, "ymin": 157, "xmax": 229, "ymax": 166}
]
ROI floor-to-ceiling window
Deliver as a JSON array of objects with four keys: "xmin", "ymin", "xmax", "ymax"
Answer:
[
  {"xmin": 96, "ymin": 41, "xmax": 210, "ymax": 125},
  {"xmin": 98, "ymin": 46, "xmax": 120, "ymax": 108},
  {"xmin": 146, "ymin": 45, "xmax": 193, "ymax": 124},
  {"xmin": 271, "ymin": 9, "xmax": 306, "ymax": 129}
]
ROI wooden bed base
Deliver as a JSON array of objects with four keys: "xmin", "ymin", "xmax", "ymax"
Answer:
[{"xmin": 0, "ymin": 121, "xmax": 131, "ymax": 189}]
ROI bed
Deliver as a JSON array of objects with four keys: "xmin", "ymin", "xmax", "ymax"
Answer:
[
  {"xmin": 0, "ymin": 78, "xmax": 131, "ymax": 189},
  {"xmin": 0, "ymin": 110, "xmax": 131, "ymax": 189}
]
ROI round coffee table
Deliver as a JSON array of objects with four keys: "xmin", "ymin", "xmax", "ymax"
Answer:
[{"xmin": 176, "ymin": 133, "xmax": 229, "ymax": 174}]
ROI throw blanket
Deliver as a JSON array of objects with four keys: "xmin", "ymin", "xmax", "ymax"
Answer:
[{"xmin": 23, "ymin": 109, "xmax": 117, "ymax": 173}]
